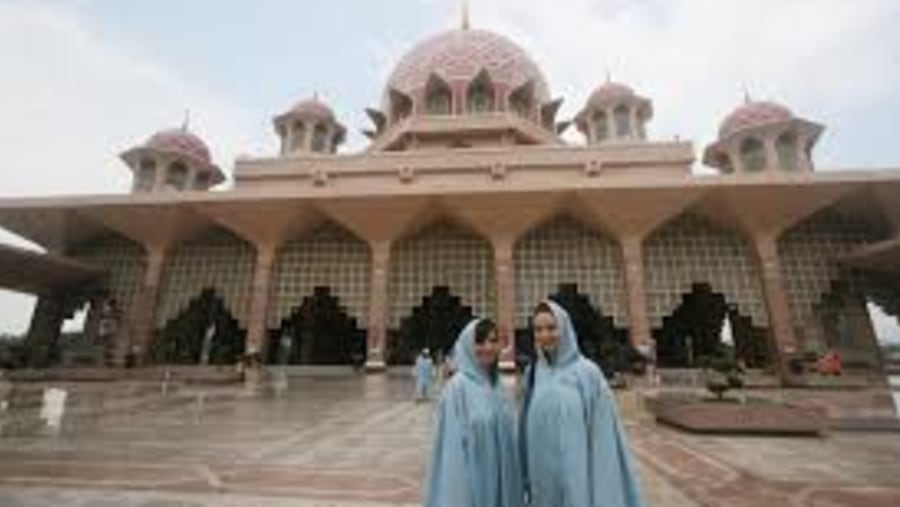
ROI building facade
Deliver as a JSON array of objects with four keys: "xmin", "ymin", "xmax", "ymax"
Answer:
[{"xmin": 2, "ymin": 24, "xmax": 900, "ymax": 379}]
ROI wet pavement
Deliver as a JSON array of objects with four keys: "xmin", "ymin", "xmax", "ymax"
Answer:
[{"xmin": 0, "ymin": 374, "xmax": 898, "ymax": 506}]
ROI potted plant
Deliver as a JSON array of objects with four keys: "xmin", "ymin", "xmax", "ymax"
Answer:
[{"xmin": 698, "ymin": 344, "xmax": 744, "ymax": 401}]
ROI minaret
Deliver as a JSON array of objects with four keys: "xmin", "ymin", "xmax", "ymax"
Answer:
[{"xmin": 461, "ymin": 0, "xmax": 470, "ymax": 30}]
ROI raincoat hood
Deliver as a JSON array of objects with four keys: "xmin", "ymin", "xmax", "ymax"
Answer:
[
  {"xmin": 452, "ymin": 319, "xmax": 490, "ymax": 385},
  {"xmin": 541, "ymin": 300, "xmax": 582, "ymax": 367}
]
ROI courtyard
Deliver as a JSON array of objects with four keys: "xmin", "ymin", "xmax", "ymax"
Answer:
[{"xmin": 0, "ymin": 374, "xmax": 897, "ymax": 506}]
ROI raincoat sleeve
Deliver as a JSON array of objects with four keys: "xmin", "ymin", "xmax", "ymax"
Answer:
[
  {"xmin": 423, "ymin": 380, "xmax": 473, "ymax": 507},
  {"xmin": 519, "ymin": 363, "xmax": 534, "ymax": 499},
  {"xmin": 581, "ymin": 361, "xmax": 648, "ymax": 507}
]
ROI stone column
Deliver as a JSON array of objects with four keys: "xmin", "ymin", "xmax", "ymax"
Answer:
[
  {"xmin": 493, "ymin": 238, "xmax": 516, "ymax": 369},
  {"xmin": 796, "ymin": 132, "xmax": 813, "ymax": 172},
  {"xmin": 24, "ymin": 293, "xmax": 66, "ymax": 367},
  {"xmin": 132, "ymin": 246, "xmax": 167, "ymax": 365},
  {"xmin": 245, "ymin": 245, "xmax": 277, "ymax": 358},
  {"xmin": 153, "ymin": 156, "xmax": 166, "ymax": 191},
  {"xmin": 621, "ymin": 236, "xmax": 652, "ymax": 349},
  {"xmin": 629, "ymin": 106, "xmax": 639, "ymax": 139},
  {"xmin": 764, "ymin": 135, "xmax": 780, "ymax": 172},
  {"xmin": 729, "ymin": 144, "xmax": 746, "ymax": 173},
  {"xmin": 606, "ymin": 108, "xmax": 616, "ymax": 140},
  {"xmin": 184, "ymin": 167, "xmax": 198, "ymax": 191},
  {"xmin": 753, "ymin": 234, "xmax": 798, "ymax": 381},
  {"xmin": 365, "ymin": 240, "xmax": 391, "ymax": 370}
]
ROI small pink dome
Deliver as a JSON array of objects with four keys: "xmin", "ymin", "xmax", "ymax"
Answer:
[
  {"xmin": 588, "ymin": 81, "xmax": 636, "ymax": 106},
  {"xmin": 385, "ymin": 29, "xmax": 550, "ymax": 104},
  {"xmin": 144, "ymin": 128, "xmax": 212, "ymax": 165},
  {"xmin": 719, "ymin": 100, "xmax": 793, "ymax": 138},
  {"xmin": 285, "ymin": 97, "xmax": 336, "ymax": 122}
]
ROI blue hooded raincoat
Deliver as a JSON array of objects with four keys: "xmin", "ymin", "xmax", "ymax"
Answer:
[
  {"xmin": 423, "ymin": 319, "xmax": 523, "ymax": 507},
  {"xmin": 522, "ymin": 300, "xmax": 647, "ymax": 507}
]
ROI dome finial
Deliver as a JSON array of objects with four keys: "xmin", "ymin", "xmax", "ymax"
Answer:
[
  {"xmin": 742, "ymin": 85, "xmax": 752, "ymax": 104},
  {"xmin": 461, "ymin": 0, "xmax": 470, "ymax": 30},
  {"xmin": 605, "ymin": 67, "xmax": 611, "ymax": 83},
  {"xmin": 181, "ymin": 109, "xmax": 190, "ymax": 131}
]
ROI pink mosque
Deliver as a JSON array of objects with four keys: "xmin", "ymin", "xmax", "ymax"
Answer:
[{"xmin": 2, "ymin": 19, "xmax": 900, "ymax": 383}]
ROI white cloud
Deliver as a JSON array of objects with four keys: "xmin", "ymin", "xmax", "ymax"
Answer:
[
  {"xmin": 472, "ymin": 0, "xmax": 900, "ymax": 165},
  {"xmin": 0, "ymin": 1, "xmax": 259, "ymax": 334}
]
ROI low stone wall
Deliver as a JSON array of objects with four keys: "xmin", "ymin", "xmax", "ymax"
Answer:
[{"xmin": 648, "ymin": 394, "xmax": 827, "ymax": 435}]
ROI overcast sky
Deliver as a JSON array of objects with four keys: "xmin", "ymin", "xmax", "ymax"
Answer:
[{"xmin": 1, "ymin": 0, "xmax": 900, "ymax": 341}]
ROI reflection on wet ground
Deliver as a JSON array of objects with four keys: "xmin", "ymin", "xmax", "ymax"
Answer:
[{"xmin": 0, "ymin": 374, "xmax": 898, "ymax": 506}]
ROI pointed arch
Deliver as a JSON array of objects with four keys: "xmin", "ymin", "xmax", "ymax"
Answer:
[
  {"xmin": 388, "ymin": 218, "xmax": 494, "ymax": 331},
  {"xmin": 290, "ymin": 121, "xmax": 307, "ymax": 151},
  {"xmin": 155, "ymin": 288, "xmax": 245, "ymax": 365},
  {"xmin": 514, "ymin": 214, "xmax": 627, "ymax": 329},
  {"xmin": 644, "ymin": 212, "xmax": 768, "ymax": 329},
  {"xmin": 779, "ymin": 203, "xmax": 891, "ymax": 354},
  {"xmin": 269, "ymin": 287, "xmax": 365, "ymax": 365},
  {"xmin": 156, "ymin": 228, "xmax": 255, "ymax": 329},
  {"xmin": 467, "ymin": 69, "xmax": 495, "ymax": 113},
  {"xmin": 268, "ymin": 220, "xmax": 370, "ymax": 330},
  {"xmin": 776, "ymin": 131, "xmax": 798, "ymax": 171},
  {"xmin": 166, "ymin": 161, "xmax": 189, "ymax": 190},
  {"xmin": 425, "ymin": 74, "xmax": 452, "ymax": 115},
  {"xmin": 137, "ymin": 159, "xmax": 156, "ymax": 191},
  {"xmin": 740, "ymin": 136, "xmax": 766, "ymax": 172}
]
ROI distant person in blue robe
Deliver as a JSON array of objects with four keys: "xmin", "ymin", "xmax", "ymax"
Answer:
[
  {"xmin": 521, "ymin": 300, "xmax": 648, "ymax": 507},
  {"xmin": 423, "ymin": 319, "xmax": 522, "ymax": 507},
  {"xmin": 414, "ymin": 348, "xmax": 435, "ymax": 401}
]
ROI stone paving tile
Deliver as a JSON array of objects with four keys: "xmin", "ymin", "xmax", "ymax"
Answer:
[{"xmin": 0, "ymin": 376, "xmax": 897, "ymax": 506}]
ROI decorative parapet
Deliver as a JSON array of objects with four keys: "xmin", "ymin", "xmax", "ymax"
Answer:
[{"xmin": 234, "ymin": 141, "xmax": 695, "ymax": 190}]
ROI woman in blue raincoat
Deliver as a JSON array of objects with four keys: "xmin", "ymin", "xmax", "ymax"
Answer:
[
  {"xmin": 422, "ymin": 318, "xmax": 522, "ymax": 507},
  {"xmin": 521, "ymin": 300, "xmax": 647, "ymax": 507},
  {"xmin": 414, "ymin": 348, "xmax": 435, "ymax": 401}
]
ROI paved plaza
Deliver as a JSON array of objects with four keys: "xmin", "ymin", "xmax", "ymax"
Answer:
[{"xmin": 0, "ymin": 374, "xmax": 898, "ymax": 506}]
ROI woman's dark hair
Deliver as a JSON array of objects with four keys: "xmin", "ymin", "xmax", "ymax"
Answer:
[
  {"xmin": 474, "ymin": 318, "xmax": 496, "ymax": 344},
  {"xmin": 473, "ymin": 318, "xmax": 499, "ymax": 384},
  {"xmin": 532, "ymin": 301, "xmax": 554, "ymax": 319}
]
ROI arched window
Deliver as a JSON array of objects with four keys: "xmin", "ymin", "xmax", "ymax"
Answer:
[
  {"xmin": 425, "ymin": 75, "xmax": 452, "ymax": 115},
  {"xmin": 166, "ymin": 162, "xmax": 188, "ymax": 190},
  {"xmin": 592, "ymin": 110, "xmax": 608, "ymax": 141},
  {"xmin": 137, "ymin": 158, "xmax": 156, "ymax": 191},
  {"xmin": 311, "ymin": 123, "xmax": 329, "ymax": 152},
  {"xmin": 291, "ymin": 121, "xmax": 307, "ymax": 151},
  {"xmin": 467, "ymin": 70, "xmax": 494, "ymax": 113},
  {"xmin": 614, "ymin": 105, "xmax": 630, "ymax": 137},
  {"xmin": 740, "ymin": 137, "xmax": 766, "ymax": 172},
  {"xmin": 509, "ymin": 83, "xmax": 533, "ymax": 118},
  {"xmin": 777, "ymin": 132, "xmax": 798, "ymax": 171}
]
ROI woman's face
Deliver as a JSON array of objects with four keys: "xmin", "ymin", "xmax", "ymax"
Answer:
[
  {"xmin": 473, "ymin": 330, "xmax": 500, "ymax": 369},
  {"xmin": 533, "ymin": 311, "xmax": 559, "ymax": 353}
]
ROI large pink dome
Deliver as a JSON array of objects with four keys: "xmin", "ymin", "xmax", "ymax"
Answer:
[
  {"xmin": 385, "ymin": 29, "xmax": 550, "ymax": 103},
  {"xmin": 144, "ymin": 128, "xmax": 212, "ymax": 165},
  {"xmin": 718, "ymin": 101, "xmax": 793, "ymax": 139}
]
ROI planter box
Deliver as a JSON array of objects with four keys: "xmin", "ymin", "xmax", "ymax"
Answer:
[{"xmin": 649, "ymin": 395, "xmax": 827, "ymax": 435}]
